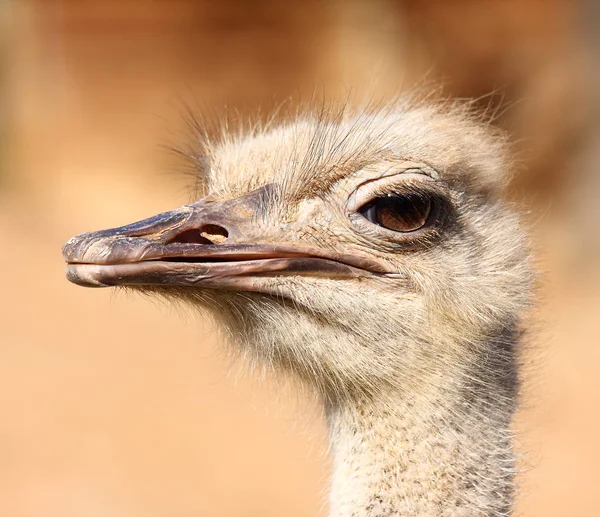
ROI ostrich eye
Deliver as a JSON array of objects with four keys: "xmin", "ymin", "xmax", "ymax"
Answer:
[{"xmin": 358, "ymin": 194, "xmax": 432, "ymax": 232}]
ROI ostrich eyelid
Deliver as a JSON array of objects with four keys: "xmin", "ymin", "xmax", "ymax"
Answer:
[{"xmin": 345, "ymin": 167, "xmax": 438, "ymax": 215}]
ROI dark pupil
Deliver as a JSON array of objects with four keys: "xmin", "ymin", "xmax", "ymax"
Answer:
[{"xmin": 362, "ymin": 194, "xmax": 431, "ymax": 232}]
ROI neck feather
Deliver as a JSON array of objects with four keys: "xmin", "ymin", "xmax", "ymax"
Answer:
[{"xmin": 325, "ymin": 338, "xmax": 518, "ymax": 517}]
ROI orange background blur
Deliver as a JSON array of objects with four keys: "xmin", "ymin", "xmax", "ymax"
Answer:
[{"xmin": 2, "ymin": 1, "xmax": 600, "ymax": 516}]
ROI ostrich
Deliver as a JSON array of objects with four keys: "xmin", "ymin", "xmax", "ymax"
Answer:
[{"xmin": 63, "ymin": 99, "xmax": 532, "ymax": 517}]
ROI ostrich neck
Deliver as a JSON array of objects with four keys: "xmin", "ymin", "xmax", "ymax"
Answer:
[{"xmin": 325, "ymin": 364, "xmax": 517, "ymax": 516}]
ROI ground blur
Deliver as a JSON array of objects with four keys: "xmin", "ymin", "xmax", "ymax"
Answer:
[{"xmin": 1, "ymin": 1, "xmax": 599, "ymax": 516}]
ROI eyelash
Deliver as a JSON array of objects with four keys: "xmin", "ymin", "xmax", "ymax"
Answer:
[{"xmin": 364, "ymin": 179, "xmax": 438, "ymax": 199}]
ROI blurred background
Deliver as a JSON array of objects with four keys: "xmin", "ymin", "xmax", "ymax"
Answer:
[{"xmin": 1, "ymin": 1, "xmax": 599, "ymax": 516}]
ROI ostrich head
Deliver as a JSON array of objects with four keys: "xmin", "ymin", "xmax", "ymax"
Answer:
[{"xmin": 63, "ymin": 100, "xmax": 532, "ymax": 516}]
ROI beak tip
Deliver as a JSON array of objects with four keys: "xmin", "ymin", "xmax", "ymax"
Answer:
[
  {"xmin": 66, "ymin": 264, "xmax": 111, "ymax": 288},
  {"xmin": 62, "ymin": 232, "xmax": 96, "ymax": 263},
  {"xmin": 62, "ymin": 237, "xmax": 77, "ymax": 262}
]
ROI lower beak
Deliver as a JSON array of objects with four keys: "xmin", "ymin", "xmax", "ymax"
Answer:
[{"xmin": 62, "ymin": 191, "xmax": 384, "ymax": 291}]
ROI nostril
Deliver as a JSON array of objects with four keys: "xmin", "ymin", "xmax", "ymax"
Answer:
[
  {"xmin": 169, "ymin": 230, "xmax": 213, "ymax": 245},
  {"xmin": 169, "ymin": 224, "xmax": 229, "ymax": 245},
  {"xmin": 200, "ymin": 224, "xmax": 229, "ymax": 244}
]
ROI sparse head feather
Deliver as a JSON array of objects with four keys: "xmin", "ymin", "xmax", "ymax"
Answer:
[{"xmin": 185, "ymin": 98, "xmax": 512, "ymax": 199}]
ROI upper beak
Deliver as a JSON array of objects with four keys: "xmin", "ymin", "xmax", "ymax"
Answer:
[{"xmin": 63, "ymin": 187, "xmax": 386, "ymax": 292}]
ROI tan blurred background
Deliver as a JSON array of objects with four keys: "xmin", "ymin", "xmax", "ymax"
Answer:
[{"xmin": 2, "ymin": 1, "xmax": 600, "ymax": 516}]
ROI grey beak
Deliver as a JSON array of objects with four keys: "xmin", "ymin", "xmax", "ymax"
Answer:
[{"xmin": 62, "ymin": 186, "xmax": 386, "ymax": 289}]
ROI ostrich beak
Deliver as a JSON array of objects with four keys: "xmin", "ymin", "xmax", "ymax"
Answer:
[{"xmin": 63, "ymin": 187, "xmax": 386, "ymax": 290}]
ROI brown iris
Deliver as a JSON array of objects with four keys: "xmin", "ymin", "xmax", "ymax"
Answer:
[{"xmin": 359, "ymin": 193, "xmax": 432, "ymax": 232}]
